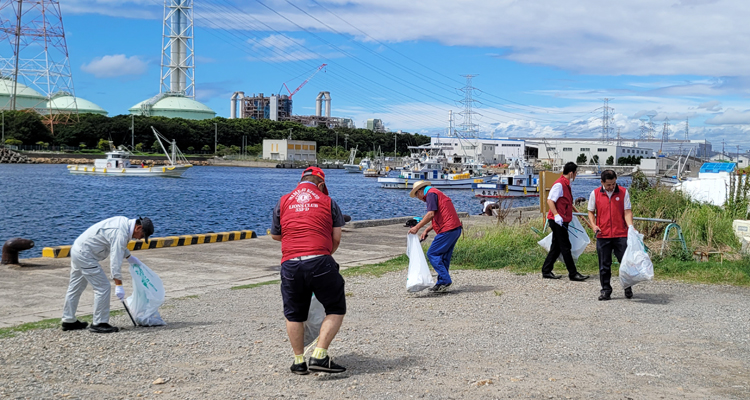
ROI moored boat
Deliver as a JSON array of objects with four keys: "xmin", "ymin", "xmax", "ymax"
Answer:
[{"xmin": 67, "ymin": 127, "xmax": 192, "ymax": 177}]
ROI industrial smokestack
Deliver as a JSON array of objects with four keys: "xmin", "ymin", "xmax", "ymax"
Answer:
[
  {"xmin": 230, "ymin": 92, "xmax": 238, "ymax": 119},
  {"xmin": 315, "ymin": 91, "xmax": 324, "ymax": 117},
  {"xmin": 324, "ymin": 91, "xmax": 331, "ymax": 118},
  {"xmin": 237, "ymin": 92, "xmax": 245, "ymax": 118}
]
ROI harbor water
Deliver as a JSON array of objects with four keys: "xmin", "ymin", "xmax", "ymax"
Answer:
[{"xmin": 0, "ymin": 165, "xmax": 627, "ymax": 258}]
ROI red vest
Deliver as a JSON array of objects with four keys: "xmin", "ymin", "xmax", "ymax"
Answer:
[
  {"xmin": 594, "ymin": 185, "xmax": 629, "ymax": 238},
  {"xmin": 427, "ymin": 188, "xmax": 463, "ymax": 234},
  {"xmin": 279, "ymin": 183, "xmax": 334, "ymax": 263},
  {"xmin": 547, "ymin": 176, "xmax": 573, "ymax": 222}
]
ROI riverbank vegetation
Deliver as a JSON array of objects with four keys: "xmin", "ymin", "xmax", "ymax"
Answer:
[{"xmin": 1, "ymin": 111, "xmax": 431, "ymax": 158}]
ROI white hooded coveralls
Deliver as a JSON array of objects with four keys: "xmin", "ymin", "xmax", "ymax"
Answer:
[{"xmin": 62, "ymin": 217, "xmax": 134, "ymax": 325}]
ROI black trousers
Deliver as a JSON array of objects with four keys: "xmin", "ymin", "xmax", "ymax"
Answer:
[
  {"xmin": 596, "ymin": 237, "xmax": 628, "ymax": 295},
  {"xmin": 541, "ymin": 220, "xmax": 579, "ymax": 277}
]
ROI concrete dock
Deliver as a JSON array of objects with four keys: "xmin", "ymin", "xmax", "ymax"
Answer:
[{"xmin": 0, "ymin": 214, "xmax": 499, "ymax": 328}]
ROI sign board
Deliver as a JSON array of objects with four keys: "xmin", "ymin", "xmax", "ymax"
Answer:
[{"xmin": 539, "ymin": 171, "xmax": 562, "ymax": 215}]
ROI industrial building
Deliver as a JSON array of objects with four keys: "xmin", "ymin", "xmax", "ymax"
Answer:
[
  {"xmin": 532, "ymin": 140, "xmax": 649, "ymax": 167},
  {"xmin": 521, "ymin": 137, "xmax": 711, "ymax": 161},
  {"xmin": 129, "ymin": 0, "xmax": 215, "ymax": 120},
  {"xmin": 48, "ymin": 94, "xmax": 107, "ymax": 116},
  {"xmin": 262, "ymin": 139, "xmax": 316, "ymax": 161},
  {"xmin": 431, "ymin": 137, "xmax": 528, "ymax": 163},
  {"xmin": 230, "ymin": 90, "xmax": 354, "ymax": 129},
  {"xmin": 366, "ymin": 119, "xmax": 386, "ymax": 132}
]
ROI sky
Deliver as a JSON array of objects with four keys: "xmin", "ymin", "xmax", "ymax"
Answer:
[{"xmin": 11, "ymin": 0, "xmax": 750, "ymax": 152}]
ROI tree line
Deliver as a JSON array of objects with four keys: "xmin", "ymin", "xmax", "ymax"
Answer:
[{"xmin": 0, "ymin": 111, "xmax": 431, "ymax": 157}]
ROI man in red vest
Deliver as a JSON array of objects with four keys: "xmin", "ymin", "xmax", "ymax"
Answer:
[
  {"xmin": 408, "ymin": 180, "xmax": 463, "ymax": 292},
  {"xmin": 271, "ymin": 167, "xmax": 347, "ymax": 375},
  {"xmin": 541, "ymin": 162, "xmax": 590, "ymax": 281},
  {"xmin": 587, "ymin": 169, "xmax": 634, "ymax": 301}
]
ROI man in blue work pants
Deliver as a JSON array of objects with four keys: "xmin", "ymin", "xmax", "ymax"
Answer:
[{"xmin": 408, "ymin": 180, "xmax": 464, "ymax": 292}]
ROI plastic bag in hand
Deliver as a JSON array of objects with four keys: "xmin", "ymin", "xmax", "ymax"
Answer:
[
  {"xmin": 619, "ymin": 226, "xmax": 654, "ymax": 288},
  {"xmin": 303, "ymin": 295, "xmax": 326, "ymax": 347},
  {"xmin": 537, "ymin": 217, "xmax": 591, "ymax": 263},
  {"xmin": 126, "ymin": 261, "xmax": 166, "ymax": 326},
  {"xmin": 406, "ymin": 233, "xmax": 434, "ymax": 292}
]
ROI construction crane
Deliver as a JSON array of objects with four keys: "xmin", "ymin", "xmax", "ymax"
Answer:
[{"xmin": 280, "ymin": 64, "xmax": 327, "ymax": 100}]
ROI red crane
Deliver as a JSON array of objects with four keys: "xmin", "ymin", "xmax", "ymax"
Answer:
[{"xmin": 281, "ymin": 63, "xmax": 327, "ymax": 100}]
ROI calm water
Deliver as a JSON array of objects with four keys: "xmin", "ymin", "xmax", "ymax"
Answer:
[{"xmin": 0, "ymin": 165, "xmax": 623, "ymax": 258}]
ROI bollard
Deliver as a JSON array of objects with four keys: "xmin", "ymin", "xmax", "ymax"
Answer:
[{"xmin": 2, "ymin": 238, "xmax": 35, "ymax": 265}]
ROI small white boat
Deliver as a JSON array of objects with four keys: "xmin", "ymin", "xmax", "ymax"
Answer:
[
  {"xmin": 473, "ymin": 157, "xmax": 539, "ymax": 198},
  {"xmin": 68, "ymin": 127, "xmax": 192, "ymax": 177}
]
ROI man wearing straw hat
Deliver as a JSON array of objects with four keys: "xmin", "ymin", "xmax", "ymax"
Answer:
[{"xmin": 408, "ymin": 181, "xmax": 463, "ymax": 292}]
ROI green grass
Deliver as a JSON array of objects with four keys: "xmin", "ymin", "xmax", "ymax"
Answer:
[
  {"xmin": 230, "ymin": 279, "xmax": 280, "ymax": 290},
  {"xmin": 175, "ymin": 294, "xmax": 199, "ymax": 300},
  {"xmin": 0, "ymin": 310, "xmax": 124, "ymax": 339},
  {"xmin": 340, "ymin": 255, "xmax": 409, "ymax": 277}
]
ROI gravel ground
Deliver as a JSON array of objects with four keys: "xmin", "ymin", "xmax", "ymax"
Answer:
[{"xmin": 1, "ymin": 268, "xmax": 749, "ymax": 400}]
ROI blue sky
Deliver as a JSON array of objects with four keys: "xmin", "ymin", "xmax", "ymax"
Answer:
[{"xmin": 45, "ymin": 0, "xmax": 750, "ymax": 151}]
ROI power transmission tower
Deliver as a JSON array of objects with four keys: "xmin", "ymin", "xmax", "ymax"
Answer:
[
  {"xmin": 161, "ymin": 0, "xmax": 195, "ymax": 98},
  {"xmin": 639, "ymin": 118, "xmax": 649, "ymax": 139},
  {"xmin": 616, "ymin": 127, "xmax": 622, "ymax": 147},
  {"xmin": 684, "ymin": 117, "xmax": 689, "ymax": 140},
  {"xmin": 647, "ymin": 114, "xmax": 656, "ymax": 140},
  {"xmin": 599, "ymin": 98, "xmax": 614, "ymax": 143},
  {"xmin": 0, "ymin": 0, "xmax": 78, "ymax": 132},
  {"xmin": 458, "ymin": 74, "xmax": 480, "ymax": 139},
  {"xmin": 662, "ymin": 117, "xmax": 670, "ymax": 143}
]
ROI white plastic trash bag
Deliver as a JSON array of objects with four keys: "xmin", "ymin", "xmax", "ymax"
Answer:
[
  {"xmin": 303, "ymin": 295, "xmax": 325, "ymax": 347},
  {"xmin": 126, "ymin": 261, "xmax": 166, "ymax": 326},
  {"xmin": 537, "ymin": 217, "xmax": 591, "ymax": 264},
  {"xmin": 406, "ymin": 233, "xmax": 434, "ymax": 292},
  {"xmin": 619, "ymin": 226, "xmax": 654, "ymax": 288}
]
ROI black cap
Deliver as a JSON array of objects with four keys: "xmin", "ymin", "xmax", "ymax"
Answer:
[{"xmin": 138, "ymin": 217, "xmax": 154, "ymax": 242}]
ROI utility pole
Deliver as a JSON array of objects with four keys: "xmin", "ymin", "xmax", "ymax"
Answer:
[
  {"xmin": 288, "ymin": 128, "xmax": 293, "ymax": 140},
  {"xmin": 394, "ymin": 132, "xmax": 398, "ymax": 157},
  {"xmin": 722, "ymin": 139, "xmax": 725, "ymax": 159},
  {"xmin": 214, "ymin": 123, "xmax": 217, "ymax": 155},
  {"xmin": 344, "ymin": 133, "xmax": 348, "ymax": 150},
  {"xmin": 130, "ymin": 114, "xmax": 135, "ymax": 149}
]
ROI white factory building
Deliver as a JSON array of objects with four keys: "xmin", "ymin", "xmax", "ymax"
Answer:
[
  {"xmin": 531, "ymin": 141, "xmax": 650, "ymax": 167},
  {"xmin": 263, "ymin": 139, "xmax": 317, "ymax": 161},
  {"xmin": 430, "ymin": 137, "xmax": 527, "ymax": 164}
]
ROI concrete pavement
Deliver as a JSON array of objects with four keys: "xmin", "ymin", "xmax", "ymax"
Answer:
[{"xmin": 0, "ymin": 214, "xmax": 501, "ymax": 328}]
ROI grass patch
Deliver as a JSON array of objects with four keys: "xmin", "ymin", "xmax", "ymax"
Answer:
[
  {"xmin": 341, "ymin": 254, "xmax": 408, "ymax": 277},
  {"xmin": 230, "ymin": 280, "xmax": 280, "ymax": 290},
  {"xmin": 176, "ymin": 294, "xmax": 199, "ymax": 300},
  {"xmin": 0, "ymin": 310, "xmax": 124, "ymax": 339}
]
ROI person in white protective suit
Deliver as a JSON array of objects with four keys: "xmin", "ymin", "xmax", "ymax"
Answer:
[{"xmin": 61, "ymin": 216, "xmax": 154, "ymax": 333}]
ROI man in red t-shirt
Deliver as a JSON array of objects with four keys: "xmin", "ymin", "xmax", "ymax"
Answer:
[
  {"xmin": 271, "ymin": 167, "xmax": 347, "ymax": 375},
  {"xmin": 408, "ymin": 180, "xmax": 463, "ymax": 293},
  {"xmin": 587, "ymin": 169, "xmax": 634, "ymax": 301}
]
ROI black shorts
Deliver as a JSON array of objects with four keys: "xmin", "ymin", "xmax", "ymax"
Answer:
[{"xmin": 280, "ymin": 255, "xmax": 346, "ymax": 322}]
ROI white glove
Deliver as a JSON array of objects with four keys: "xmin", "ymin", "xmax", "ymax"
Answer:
[
  {"xmin": 128, "ymin": 255, "xmax": 141, "ymax": 266},
  {"xmin": 115, "ymin": 285, "xmax": 125, "ymax": 300},
  {"xmin": 554, "ymin": 214, "xmax": 563, "ymax": 226}
]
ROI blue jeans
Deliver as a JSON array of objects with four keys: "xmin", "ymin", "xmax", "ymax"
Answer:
[{"xmin": 427, "ymin": 227, "xmax": 462, "ymax": 286}]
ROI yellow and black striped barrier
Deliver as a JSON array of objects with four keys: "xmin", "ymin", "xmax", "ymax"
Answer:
[{"xmin": 42, "ymin": 230, "xmax": 257, "ymax": 258}]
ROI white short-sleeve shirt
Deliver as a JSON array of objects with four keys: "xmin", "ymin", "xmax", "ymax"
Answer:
[
  {"xmin": 548, "ymin": 183, "xmax": 564, "ymax": 202},
  {"xmin": 588, "ymin": 186, "xmax": 631, "ymax": 212}
]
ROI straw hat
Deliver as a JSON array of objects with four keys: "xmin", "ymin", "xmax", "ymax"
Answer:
[{"xmin": 409, "ymin": 180, "xmax": 432, "ymax": 198}]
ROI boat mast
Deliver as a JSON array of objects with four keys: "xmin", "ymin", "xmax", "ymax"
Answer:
[{"xmin": 152, "ymin": 126, "xmax": 173, "ymax": 165}]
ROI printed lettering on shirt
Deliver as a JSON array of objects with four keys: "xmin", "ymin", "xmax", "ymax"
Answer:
[{"xmin": 288, "ymin": 188, "xmax": 321, "ymax": 212}]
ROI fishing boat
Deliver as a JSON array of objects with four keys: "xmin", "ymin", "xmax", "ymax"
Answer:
[
  {"xmin": 343, "ymin": 147, "xmax": 369, "ymax": 173},
  {"xmin": 378, "ymin": 146, "xmax": 490, "ymax": 189},
  {"xmin": 67, "ymin": 127, "xmax": 192, "ymax": 177},
  {"xmin": 473, "ymin": 157, "xmax": 539, "ymax": 198},
  {"xmin": 363, "ymin": 146, "xmax": 389, "ymax": 177}
]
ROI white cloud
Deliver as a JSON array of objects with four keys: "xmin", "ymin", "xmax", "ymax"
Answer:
[
  {"xmin": 698, "ymin": 100, "xmax": 722, "ymax": 112},
  {"xmin": 246, "ymin": 34, "xmax": 341, "ymax": 62},
  {"xmin": 195, "ymin": 0, "xmax": 750, "ymax": 77},
  {"xmin": 81, "ymin": 54, "xmax": 148, "ymax": 78},
  {"xmin": 705, "ymin": 108, "xmax": 750, "ymax": 125}
]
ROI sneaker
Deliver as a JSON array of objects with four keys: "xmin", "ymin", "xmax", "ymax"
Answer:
[
  {"xmin": 88, "ymin": 323, "xmax": 119, "ymax": 334},
  {"xmin": 290, "ymin": 361, "xmax": 309, "ymax": 375},
  {"xmin": 624, "ymin": 287, "xmax": 633, "ymax": 299},
  {"xmin": 428, "ymin": 284, "xmax": 452, "ymax": 293},
  {"xmin": 61, "ymin": 320, "xmax": 88, "ymax": 331},
  {"xmin": 308, "ymin": 356, "xmax": 346, "ymax": 373}
]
